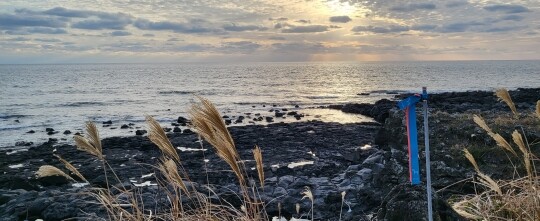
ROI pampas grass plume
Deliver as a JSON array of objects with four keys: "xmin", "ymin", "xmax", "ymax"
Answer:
[
  {"xmin": 36, "ymin": 165, "xmax": 74, "ymax": 181},
  {"xmin": 73, "ymin": 121, "xmax": 103, "ymax": 160},
  {"xmin": 495, "ymin": 88, "xmax": 518, "ymax": 116}
]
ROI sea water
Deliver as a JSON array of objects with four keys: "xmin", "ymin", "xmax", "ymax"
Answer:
[{"xmin": 1, "ymin": 61, "xmax": 539, "ymax": 147}]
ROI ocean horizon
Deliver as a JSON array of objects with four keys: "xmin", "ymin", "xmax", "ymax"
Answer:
[{"xmin": 1, "ymin": 60, "xmax": 539, "ymax": 147}]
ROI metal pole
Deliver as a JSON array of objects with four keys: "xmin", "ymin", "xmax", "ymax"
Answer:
[{"xmin": 423, "ymin": 87, "xmax": 433, "ymax": 221}]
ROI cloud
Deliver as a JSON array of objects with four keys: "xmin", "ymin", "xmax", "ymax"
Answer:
[
  {"xmin": 110, "ymin": 30, "xmax": 131, "ymax": 36},
  {"xmin": 295, "ymin": 19, "xmax": 310, "ymax": 24},
  {"xmin": 440, "ymin": 21, "xmax": 484, "ymax": 33},
  {"xmin": 133, "ymin": 18, "xmax": 218, "ymax": 33},
  {"xmin": 0, "ymin": 13, "xmax": 67, "ymax": 29},
  {"xmin": 43, "ymin": 7, "xmax": 97, "ymax": 18},
  {"xmin": 6, "ymin": 37, "xmax": 30, "ymax": 41},
  {"xmin": 352, "ymin": 25, "xmax": 410, "ymax": 33},
  {"xmin": 4, "ymin": 27, "xmax": 68, "ymax": 35},
  {"xmin": 34, "ymin": 38, "xmax": 62, "ymax": 42},
  {"xmin": 410, "ymin": 24, "xmax": 437, "ymax": 31},
  {"xmin": 272, "ymin": 42, "xmax": 325, "ymax": 53},
  {"xmin": 219, "ymin": 41, "xmax": 261, "ymax": 53},
  {"xmin": 483, "ymin": 5, "xmax": 531, "ymax": 14},
  {"xmin": 268, "ymin": 36, "xmax": 286, "ymax": 40},
  {"xmin": 445, "ymin": 1, "xmax": 468, "ymax": 8},
  {"xmin": 390, "ymin": 3, "xmax": 436, "ymax": 12},
  {"xmin": 282, "ymin": 25, "xmax": 329, "ymax": 33},
  {"xmin": 142, "ymin": 33, "xmax": 155, "ymax": 37},
  {"xmin": 500, "ymin": 15, "xmax": 524, "ymax": 21},
  {"xmin": 72, "ymin": 17, "xmax": 132, "ymax": 30},
  {"xmin": 268, "ymin": 17, "xmax": 288, "ymax": 21},
  {"xmin": 329, "ymin": 16, "xmax": 352, "ymax": 23},
  {"xmin": 483, "ymin": 26, "xmax": 527, "ymax": 33},
  {"xmin": 223, "ymin": 24, "xmax": 268, "ymax": 32}
]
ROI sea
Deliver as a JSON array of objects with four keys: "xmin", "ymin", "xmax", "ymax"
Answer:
[{"xmin": 1, "ymin": 61, "xmax": 539, "ymax": 148}]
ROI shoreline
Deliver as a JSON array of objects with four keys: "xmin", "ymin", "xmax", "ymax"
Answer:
[{"xmin": 0, "ymin": 88, "xmax": 538, "ymax": 220}]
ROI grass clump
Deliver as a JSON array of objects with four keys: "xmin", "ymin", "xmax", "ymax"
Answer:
[{"xmin": 451, "ymin": 88, "xmax": 540, "ymax": 220}]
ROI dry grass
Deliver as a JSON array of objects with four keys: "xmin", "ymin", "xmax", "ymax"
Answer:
[
  {"xmin": 54, "ymin": 154, "xmax": 88, "ymax": 183},
  {"xmin": 35, "ymin": 165, "xmax": 75, "ymax": 181},
  {"xmin": 473, "ymin": 114, "xmax": 517, "ymax": 156},
  {"xmin": 74, "ymin": 121, "xmax": 103, "ymax": 160},
  {"xmin": 189, "ymin": 96, "xmax": 244, "ymax": 186},
  {"xmin": 495, "ymin": 88, "xmax": 518, "ymax": 117},
  {"xmin": 301, "ymin": 186, "xmax": 314, "ymax": 221},
  {"xmin": 146, "ymin": 115, "xmax": 180, "ymax": 162},
  {"xmin": 535, "ymin": 101, "xmax": 540, "ymax": 119},
  {"xmin": 253, "ymin": 145, "xmax": 264, "ymax": 189},
  {"xmin": 451, "ymin": 89, "xmax": 540, "ymax": 220}
]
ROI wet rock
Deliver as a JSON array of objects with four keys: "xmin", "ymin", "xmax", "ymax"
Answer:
[
  {"xmin": 15, "ymin": 141, "xmax": 33, "ymax": 146},
  {"xmin": 121, "ymin": 124, "xmax": 129, "ymax": 129},
  {"xmin": 173, "ymin": 127, "xmax": 182, "ymax": 133},
  {"xmin": 183, "ymin": 129, "xmax": 193, "ymax": 134},
  {"xmin": 26, "ymin": 130, "xmax": 35, "ymax": 134},
  {"xmin": 275, "ymin": 112, "xmax": 285, "ymax": 117},
  {"xmin": 63, "ymin": 130, "xmax": 71, "ymax": 135},
  {"xmin": 103, "ymin": 120, "xmax": 113, "ymax": 125},
  {"xmin": 265, "ymin": 117, "xmax": 274, "ymax": 122},
  {"xmin": 135, "ymin": 130, "xmax": 147, "ymax": 136},
  {"xmin": 177, "ymin": 116, "xmax": 189, "ymax": 124},
  {"xmin": 45, "ymin": 128, "xmax": 55, "ymax": 132},
  {"xmin": 171, "ymin": 122, "xmax": 180, "ymax": 127},
  {"xmin": 287, "ymin": 111, "xmax": 298, "ymax": 116},
  {"xmin": 47, "ymin": 131, "xmax": 58, "ymax": 135},
  {"xmin": 225, "ymin": 119, "xmax": 232, "ymax": 125}
]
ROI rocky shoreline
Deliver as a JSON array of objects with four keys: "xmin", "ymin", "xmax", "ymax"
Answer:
[{"xmin": 0, "ymin": 88, "xmax": 538, "ymax": 221}]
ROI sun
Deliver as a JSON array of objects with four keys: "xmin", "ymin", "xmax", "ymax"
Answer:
[{"xmin": 324, "ymin": 0, "xmax": 358, "ymax": 15}]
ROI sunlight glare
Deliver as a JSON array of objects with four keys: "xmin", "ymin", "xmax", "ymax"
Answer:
[{"xmin": 324, "ymin": 0, "xmax": 357, "ymax": 15}]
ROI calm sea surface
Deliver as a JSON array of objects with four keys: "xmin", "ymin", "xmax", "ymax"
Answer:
[{"xmin": 1, "ymin": 61, "xmax": 539, "ymax": 147}]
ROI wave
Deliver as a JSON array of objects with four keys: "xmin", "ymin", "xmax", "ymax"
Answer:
[
  {"xmin": 368, "ymin": 90, "xmax": 410, "ymax": 94},
  {"xmin": 63, "ymin": 101, "xmax": 106, "ymax": 107},
  {"xmin": 158, "ymin": 90, "xmax": 195, "ymax": 95},
  {"xmin": 304, "ymin": 95, "xmax": 340, "ymax": 100},
  {"xmin": 0, "ymin": 114, "xmax": 28, "ymax": 119}
]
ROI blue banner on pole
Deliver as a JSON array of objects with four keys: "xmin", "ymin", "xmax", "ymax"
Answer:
[{"xmin": 398, "ymin": 95, "xmax": 421, "ymax": 185}]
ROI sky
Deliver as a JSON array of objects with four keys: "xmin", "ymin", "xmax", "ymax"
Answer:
[{"xmin": 1, "ymin": 0, "xmax": 539, "ymax": 63}]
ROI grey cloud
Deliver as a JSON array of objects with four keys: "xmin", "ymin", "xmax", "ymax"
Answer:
[
  {"xmin": 282, "ymin": 25, "xmax": 329, "ymax": 33},
  {"xmin": 142, "ymin": 33, "xmax": 155, "ymax": 37},
  {"xmin": 134, "ymin": 18, "xmax": 217, "ymax": 33},
  {"xmin": 295, "ymin": 20, "xmax": 310, "ymax": 24},
  {"xmin": 6, "ymin": 37, "xmax": 30, "ymax": 41},
  {"xmin": 268, "ymin": 17, "xmax": 288, "ymax": 21},
  {"xmin": 329, "ymin": 16, "xmax": 352, "ymax": 23},
  {"xmin": 219, "ymin": 41, "xmax": 261, "ymax": 53},
  {"xmin": 271, "ymin": 42, "xmax": 327, "ymax": 53},
  {"xmin": 72, "ymin": 18, "xmax": 131, "ymax": 30},
  {"xmin": 110, "ymin": 30, "xmax": 131, "ymax": 36},
  {"xmin": 411, "ymin": 24, "xmax": 437, "ymax": 31},
  {"xmin": 43, "ymin": 7, "xmax": 96, "ymax": 18},
  {"xmin": 351, "ymin": 25, "xmax": 409, "ymax": 33},
  {"xmin": 390, "ymin": 3, "xmax": 436, "ymax": 12},
  {"xmin": 274, "ymin": 23, "xmax": 284, "ymax": 29},
  {"xmin": 0, "ymin": 13, "xmax": 67, "ymax": 29},
  {"xmin": 34, "ymin": 38, "xmax": 62, "ymax": 42},
  {"xmin": 445, "ymin": 1, "xmax": 468, "ymax": 8},
  {"xmin": 268, "ymin": 36, "xmax": 286, "ymax": 40},
  {"xmin": 500, "ymin": 15, "xmax": 524, "ymax": 21},
  {"xmin": 440, "ymin": 21, "xmax": 484, "ymax": 33},
  {"xmin": 483, "ymin": 26, "xmax": 527, "ymax": 33},
  {"xmin": 483, "ymin": 5, "xmax": 531, "ymax": 14},
  {"xmin": 4, "ymin": 27, "xmax": 67, "ymax": 35},
  {"xmin": 223, "ymin": 24, "xmax": 268, "ymax": 32}
]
